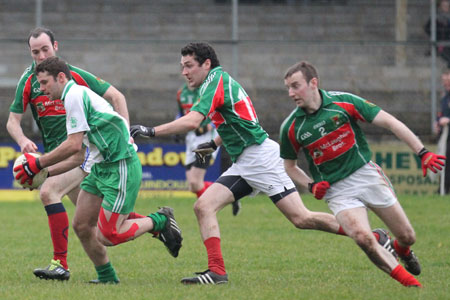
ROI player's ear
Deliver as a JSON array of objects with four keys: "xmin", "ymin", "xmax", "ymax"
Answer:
[
  {"xmin": 57, "ymin": 71, "xmax": 67, "ymax": 82},
  {"xmin": 203, "ymin": 58, "xmax": 211, "ymax": 70},
  {"xmin": 309, "ymin": 77, "xmax": 319, "ymax": 89},
  {"xmin": 53, "ymin": 41, "xmax": 59, "ymax": 51}
]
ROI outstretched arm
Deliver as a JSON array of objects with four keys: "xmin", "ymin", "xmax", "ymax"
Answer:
[
  {"xmin": 371, "ymin": 110, "xmax": 424, "ymax": 154},
  {"xmin": 372, "ymin": 110, "xmax": 445, "ymax": 176}
]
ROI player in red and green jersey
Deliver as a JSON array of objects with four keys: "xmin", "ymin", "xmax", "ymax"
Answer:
[
  {"xmin": 176, "ymin": 83, "xmax": 218, "ymax": 196},
  {"xmin": 280, "ymin": 61, "xmax": 446, "ymax": 288},
  {"xmin": 131, "ymin": 42, "xmax": 356, "ymax": 285},
  {"xmin": 177, "ymin": 82, "xmax": 241, "ymax": 215},
  {"xmin": 6, "ymin": 27, "xmax": 130, "ymax": 281}
]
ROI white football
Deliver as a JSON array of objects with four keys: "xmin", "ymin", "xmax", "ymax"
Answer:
[{"xmin": 13, "ymin": 153, "xmax": 48, "ymax": 189}]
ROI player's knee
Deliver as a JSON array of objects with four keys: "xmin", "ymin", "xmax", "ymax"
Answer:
[
  {"xmin": 72, "ymin": 219, "xmax": 91, "ymax": 240},
  {"xmin": 188, "ymin": 180, "xmax": 203, "ymax": 193},
  {"xmin": 353, "ymin": 230, "xmax": 375, "ymax": 250},
  {"xmin": 395, "ymin": 229, "xmax": 416, "ymax": 246},
  {"xmin": 193, "ymin": 197, "xmax": 212, "ymax": 218},
  {"xmin": 39, "ymin": 185, "xmax": 58, "ymax": 205}
]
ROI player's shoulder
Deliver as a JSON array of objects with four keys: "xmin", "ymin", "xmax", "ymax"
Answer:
[
  {"xmin": 280, "ymin": 107, "xmax": 299, "ymax": 132},
  {"xmin": 323, "ymin": 90, "xmax": 367, "ymax": 104},
  {"xmin": 17, "ymin": 64, "xmax": 34, "ymax": 85}
]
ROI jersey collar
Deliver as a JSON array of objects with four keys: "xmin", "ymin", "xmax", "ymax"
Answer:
[
  {"xmin": 294, "ymin": 89, "xmax": 331, "ymax": 117},
  {"xmin": 61, "ymin": 80, "xmax": 76, "ymax": 100}
]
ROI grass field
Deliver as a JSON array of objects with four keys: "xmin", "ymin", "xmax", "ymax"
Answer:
[{"xmin": 0, "ymin": 194, "xmax": 449, "ymax": 300}]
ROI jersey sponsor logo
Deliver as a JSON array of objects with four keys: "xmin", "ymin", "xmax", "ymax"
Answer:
[
  {"xmin": 306, "ymin": 123, "xmax": 356, "ymax": 165},
  {"xmin": 33, "ymin": 87, "xmax": 41, "ymax": 93},
  {"xmin": 32, "ymin": 96, "xmax": 66, "ymax": 117}
]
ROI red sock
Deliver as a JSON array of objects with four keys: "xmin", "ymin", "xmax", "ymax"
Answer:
[
  {"xmin": 45, "ymin": 203, "xmax": 69, "ymax": 269},
  {"xmin": 196, "ymin": 181, "xmax": 213, "ymax": 198},
  {"xmin": 128, "ymin": 212, "xmax": 145, "ymax": 219},
  {"xmin": 204, "ymin": 237, "xmax": 226, "ymax": 275},
  {"xmin": 390, "ymin": 264, "xmax": 422, "ymax": 287},
  {"xmin": 336, "ymin": 226, "xmax": 347, "ymax": 236},
  {"xmin": 393, "ymin": 240, "xmax": 411, "ymax": 257}
]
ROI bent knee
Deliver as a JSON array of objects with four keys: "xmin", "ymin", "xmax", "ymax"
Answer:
[
  {"xmin": 395, "ymin": 230, "xmax": 416, "ymax": 246},
  {"xmin": 353, "ymin": 230, "xmax": 376, "ymax": 250}
]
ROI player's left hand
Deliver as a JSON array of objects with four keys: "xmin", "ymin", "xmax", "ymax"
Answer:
[
  {"xmin": 193, "ymin": 140, "xmax": 217, "ymax": 163},
  {"xmin": 13, "ymin": 152, "xmax": 42, "ymax": 185},
  {"xmin": 130, "ymin": 125, "xmax": 155, "ymax": 138},
  {"xmin": 308, "ymin": 181, "xmax": 330, "ymax": 200},
  {"xmin": 418, "ymin": 148, "xmax": 446, "ymax": 176}
]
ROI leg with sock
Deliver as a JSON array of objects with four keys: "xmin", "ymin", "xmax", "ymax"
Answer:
[
  {"xmin": 89, "ymin": 261, "xmax": 120, "ymax": 284},
  {"xmin": 196, "ymin": 181, "xmax": 213, "ymax": 198},
  {"xmin": 393, "ymin": 240, "xmax": 421, "ymax": 275},
  {"xmin": 33, "ymin": 202, "xmax": 71, "ymax": 281},
  {"xmin": 390, "ymin": 264, "xmax": 422, "ymax": 287}
]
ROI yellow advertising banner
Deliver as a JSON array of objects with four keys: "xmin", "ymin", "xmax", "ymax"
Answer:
[{"xmin": 371, "ymin": 143, "xmax": 439, "ymax": 196}]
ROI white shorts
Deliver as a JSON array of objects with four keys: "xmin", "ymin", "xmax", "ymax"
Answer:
[
  {"xmin": 325, "ymin": 161, "xmax": 397, "ymax": 215},
  {"xmin": 221, "ymin": 138, "xmax": 295, "ymax": 197},
  {"xmin": 80, "ymin": 146, "xmax": 103, "ymax": 173},
  {"xmin": 184, "ymin": 129, "xmax": 218, "ymax": 166}
]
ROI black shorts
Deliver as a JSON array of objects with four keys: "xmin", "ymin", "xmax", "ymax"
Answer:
[{"xmin": 216, "ymin": 175, "xmax": 297, "ymax": 204}]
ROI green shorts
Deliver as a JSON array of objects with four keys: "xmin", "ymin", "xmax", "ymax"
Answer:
[{"xmin": 81, "ymin": 154, "xmax": 142, "ymax": 214}]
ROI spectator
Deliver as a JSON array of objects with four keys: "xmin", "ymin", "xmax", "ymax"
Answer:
[
  {"xmin": 436, "ymin": 69, "xmax": 450, "ymax": 193},
  {"xmin": 425, "ymin": 0, "xmax": 450, "ymax": 67}
]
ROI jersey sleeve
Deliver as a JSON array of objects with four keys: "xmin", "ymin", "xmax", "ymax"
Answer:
[
  {"xmin": 68, "ymin": 65, "xmax": 111, "ymax": 97},
  {"xmin": 279, "ymin": 115, "xmax": 300, "ymax": 160},
  {"xmin": 10, "ymin": 68, "xmax": 32, "ymax": 114},
  {"xmin": 65, "ymin": 89, "xmax": 90, "ymax": 135},
  {"xmin": 335, "ymin": 93, "xmax": 381, "ymax": 123}
]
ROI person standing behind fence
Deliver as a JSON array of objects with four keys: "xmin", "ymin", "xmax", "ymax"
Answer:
[
  {"xmin": 435, "ymin": 69, "xmax": 450, "ymax": 193},
  {"xmin": 425, "ymin": 0, "xmax": 450, "ymax": 67}
]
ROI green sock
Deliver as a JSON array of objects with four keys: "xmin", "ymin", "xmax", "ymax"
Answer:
[
  {"xmin": 148, "ymin": 213, "xmax": 168, "ymax": 232},
  {"xmin": 95, "ymin": 262, "xmax": 119, "ymax": 282}
]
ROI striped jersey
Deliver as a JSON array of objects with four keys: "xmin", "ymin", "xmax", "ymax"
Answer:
[
  {"xmin": 190, "ymin": 66, "xmax": 268, "ymax": 162},
  {"xmin": 176, "ymin": 83, "xmax": 210, "ymax": 127},
  {"xmin": 62, "ymin": 80, "xmax": 134, "ymax": 163},
  {"xmin": 279, "ymin": 90, "xmax": 381, "ymax": 184},
  {"xmin": 10, "ymin": 61, "xmax": 111, "ymax": 152}
]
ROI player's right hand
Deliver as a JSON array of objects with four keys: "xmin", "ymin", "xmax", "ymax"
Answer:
[
  {"xmin": 308, "ymin": 181, "xmax": 330, "ymax": 200},
  {"xmin": 13, "ymin": 153, "xmax": 42, "ymax": 185},
  {"xmin": 130, "ymin": 125, "xmax": 155, "ymax": 138},
  {"xmin": 193, "ymin": 140, "xmax": 217, "ymax": 163},
  {"xmin": 418, "ymin": 148, "xmax": 446, "ymax": 177}
]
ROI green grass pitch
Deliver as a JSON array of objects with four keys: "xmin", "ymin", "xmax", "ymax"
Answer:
[{"xmin": 0, "ymin": 194, "xmax": 449, "ymax": 300}]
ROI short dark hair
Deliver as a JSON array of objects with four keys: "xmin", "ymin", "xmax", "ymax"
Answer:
[
  {"xmin": 35, "ymin": 56, "xmax": 72, "ymax": 80},
  {"xmin": 284, "ymin": 61, "xmax": 319, "ymax": 83},
  {"xmin": 181, "ymin": 42, "xmax": 220, "ymax": 69},
  {"xmin": 28, "ymin": 27, "xmax": 56, "ymax": 47}
]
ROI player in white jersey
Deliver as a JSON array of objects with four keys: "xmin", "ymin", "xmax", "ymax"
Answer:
[{"xmin": 15, "ymin": 57, "xmax": 183, "ymax": 284}]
